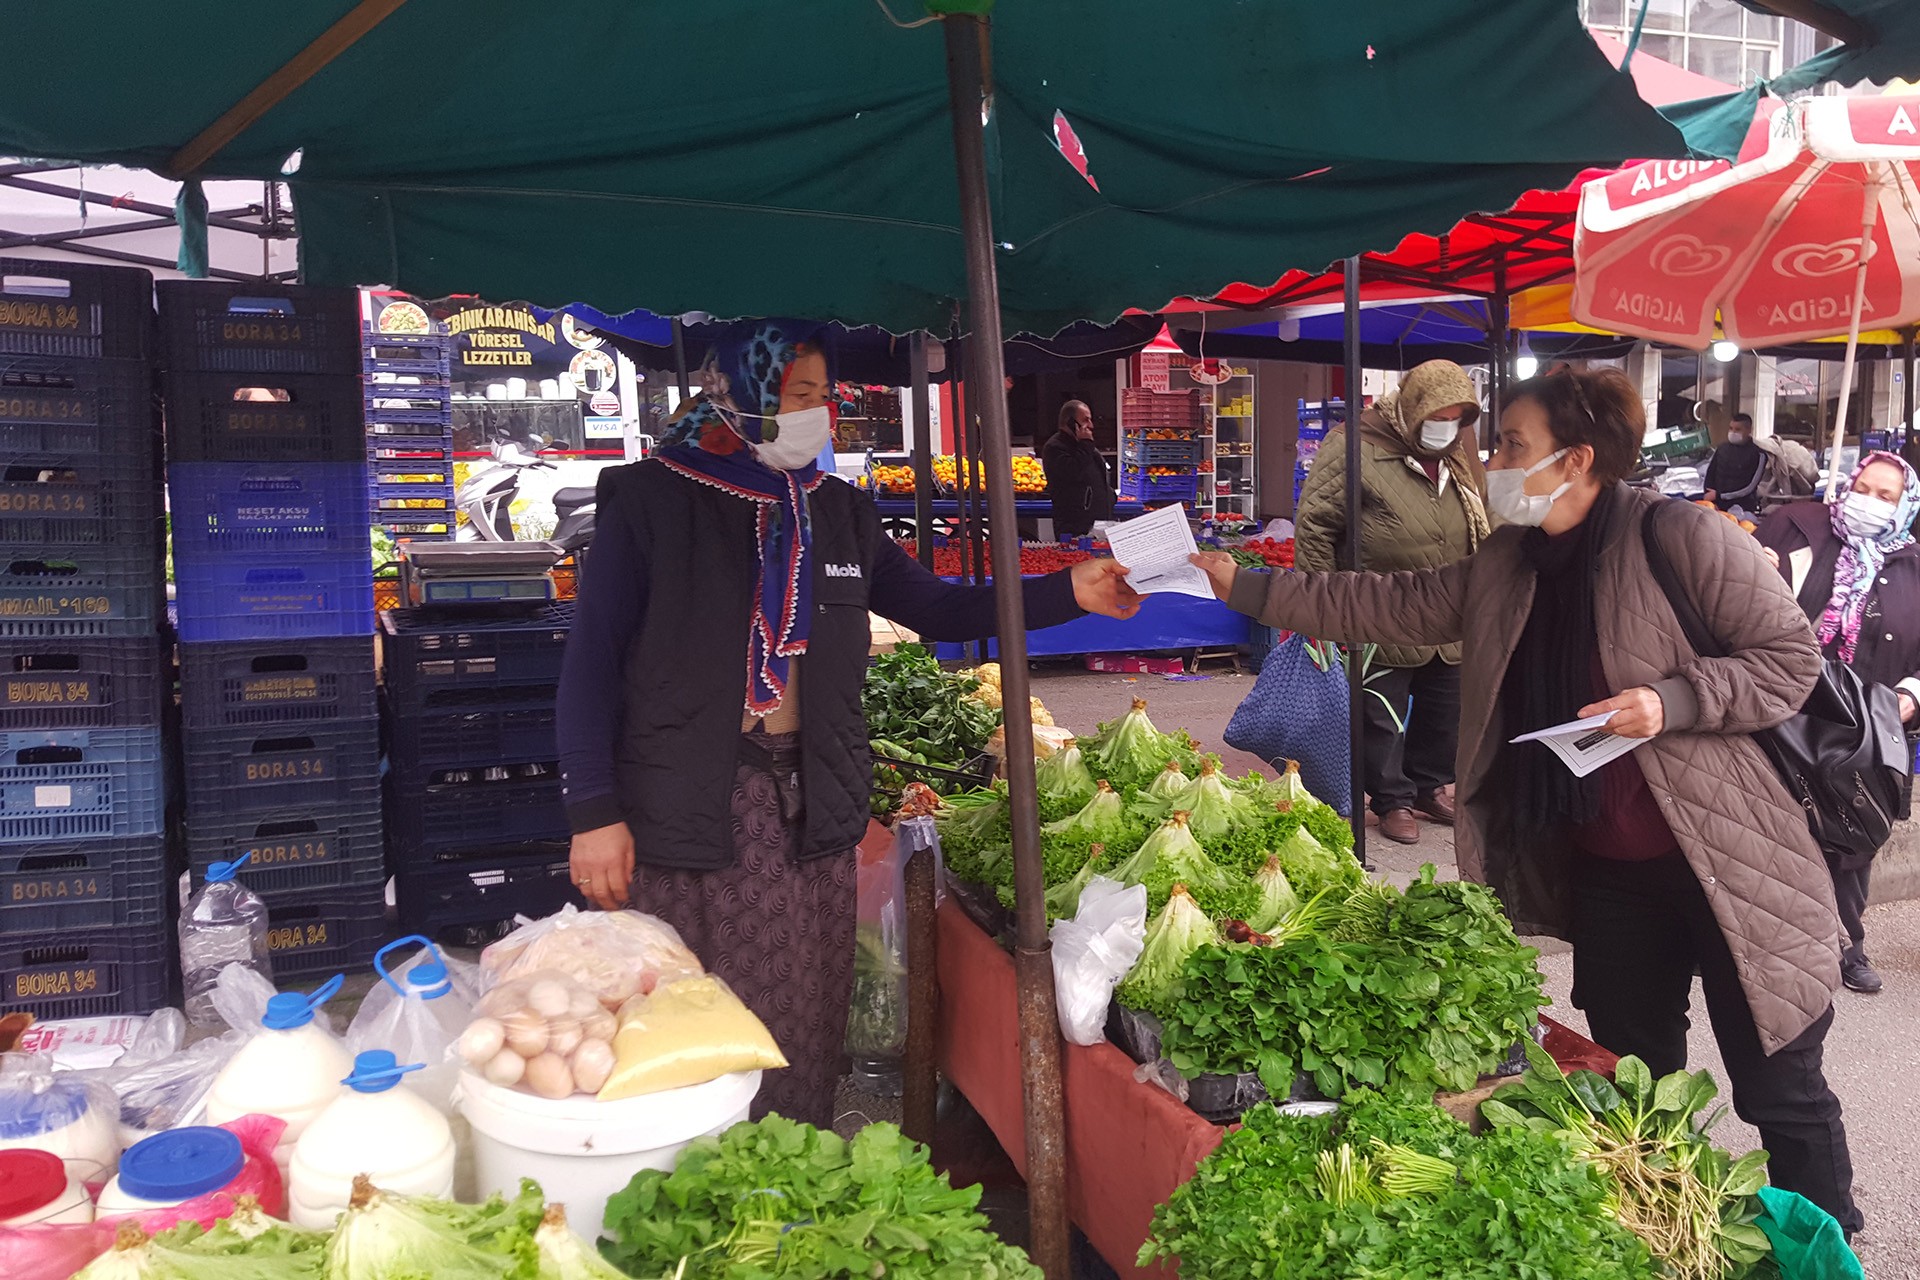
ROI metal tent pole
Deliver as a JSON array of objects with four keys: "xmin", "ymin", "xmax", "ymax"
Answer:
[
  {"xmin": 1488, "ymin": 266, "xmax": 1512, "ymax": 451},
  {"xmin": 943, "ymin": 15, "xmax": 1069, "ymax": 1279},
  {"xmin": 911, "ymin": 333, "xmax": 936, "ymax": 570},
  {"xmin": 670, "ymin": 318, "xmax": 691, "ymax": 404},
  {"xmin": 1902, "ymin": 325, "xmax": 1917, "ymax": 463},
  {"xmin": 1343, "ymin": 256, "xmax": 1367, "ymax": 864}
]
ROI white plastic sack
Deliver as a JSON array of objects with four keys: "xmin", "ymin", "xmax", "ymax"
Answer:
[
  {"xmin": 1048, "ymin": 876, "xmax": 1147, "ymax": 1046},
  {"xmin": 346, "ymin": 937, "xmax": 483, "ymax": 1117}
]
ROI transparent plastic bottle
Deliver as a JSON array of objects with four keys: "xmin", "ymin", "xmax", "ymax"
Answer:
[{"xmin": 179, "ymin": 854, "xmax": 274, "ymax": 1028}]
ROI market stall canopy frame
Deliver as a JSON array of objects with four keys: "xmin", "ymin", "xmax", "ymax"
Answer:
[{"xmin": 1, "ymin": 0, "xmax": 1711, "ymax": 336}]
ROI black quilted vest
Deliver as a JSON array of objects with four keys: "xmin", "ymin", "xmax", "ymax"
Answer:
[{"xmin": 604, "ymin": 461, "xmax": 875, "ymax": 870}]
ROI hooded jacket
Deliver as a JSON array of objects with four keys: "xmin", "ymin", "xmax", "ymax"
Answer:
[{"xmin": 1294, "ymin": 360, "xmax": 1489, "ymax": 667}]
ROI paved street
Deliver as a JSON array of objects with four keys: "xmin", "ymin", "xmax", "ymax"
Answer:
[{"xmin": 1027, "ymin": 661, "xmax": 1920, "ymax": 1278}]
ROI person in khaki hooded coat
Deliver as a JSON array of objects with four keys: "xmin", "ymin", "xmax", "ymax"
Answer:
[
  {"xmin": 1294, "ymin": 360, "xmax": 1488, "ymax": 844},
  {"xmin": 1192, "ymin": 366, "xmax": 1860, "ymax": 1237}
]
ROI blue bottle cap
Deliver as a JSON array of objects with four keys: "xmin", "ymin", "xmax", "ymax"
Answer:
[
  {"xmin": 204, "ymin": 853, "xmax": 253, "ymax": 884},
  {"xmin": 0, "ymin": 1079, "xmax": 91, "ymax": 1141},
  {"xmin": 374, "ymin": 936, "xmax": 453, "ymax": 1000},
  {"xmin": 116, "ymin": 1127, "xmax": 244, "ymax": 1202},
  {"xmin": 342, "ymin": 1050, "xmax": 424, "ymax": 1094},
  {"xmin": 259, "ymin": 973, "xmax": 345, "ymax": 1031}
]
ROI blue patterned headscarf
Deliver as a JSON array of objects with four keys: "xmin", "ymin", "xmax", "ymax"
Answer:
[
  {"xmin": 656, "ymin": 320, "xmax": 831, "ymax": 717},
  {"xmin": 1819, "ymin": 450, "xmax": 1920, "ymax": 663}
]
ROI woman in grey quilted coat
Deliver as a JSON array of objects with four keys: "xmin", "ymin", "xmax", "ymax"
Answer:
[{"xmin": 1192, "ymin": 366, "xmax": 1860, "ymax": 1236}]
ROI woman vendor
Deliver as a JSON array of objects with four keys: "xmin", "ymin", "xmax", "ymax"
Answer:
[{"xmin": 558, "ymin": 320, "xmax": 1140, "ymax": 1125}]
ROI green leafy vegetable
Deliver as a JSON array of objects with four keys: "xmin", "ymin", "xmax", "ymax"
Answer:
[
  {"xmin": 1136, "ymin": 757, "xmax": 1264, "ymax": 841},
  {"xmin": 1042, "ymin": 780, "xmax": 1127, "ymax": 840},
  {"xmin": 1146, "ymin": 759, "xmax": 1190, "ymax": 801},
  {"xmin": 76, "ymin": 1216, "xmax": 327, "ymax": 1280},
  {"xmin": 862, "ymin": 643, "xmax": 999, "ymax": 766},
  {"xmin": 1245, "ymin": 854, "xmax": 1300, "ymax": 933},
  {"xmin": 533, "ymin": 1206, "xmax": 634, "ymax": 1280},
  {"xmin": 1483, "ymin": 1046, "xmax": 1774, "ymax": 1280},
  {"xmin": 1272, "ymin": 820, "xmax": 1365, "ymax": 900},
  {"xmin": 1113, "ymin": 884, "xmax": 1219, "ymax": 1020},
  {"xmin": 1034, "ymin": 739, "xmax": 1096, "ymax": 809},
  {"xmin": 1081, "ymin": 698, "xmax": 1200, "ymax": 790},
  {"xmin": 599, "ymin": 1116, "xmax": 1040, "ymax": 1280},
  {"xmin": 1142, "ymin": 1097, "xmax": 1660, "ymax": 1280},
  {"xmin": 322, "ymin": 1176, "xmax": 545, "ymax": 1280},
  {"xmin": 1109, "ymin": 812, "xmax": 1256, "ymax": 919},
  {"xmin": 1043, "ymin": 842, "xmax": 1111, "ymax": 919}
]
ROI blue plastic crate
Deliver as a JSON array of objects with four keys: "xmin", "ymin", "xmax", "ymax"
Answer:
[
  {"xmin": 375, "ymin": 516, "xmax": 454, "ymax": 541},
  {"xmin": 1118, "ymin": 470, "xmax": 1200, "ymax": 503},
  {"xmin": 0, "ymin": 922, "xmax": 175, "ymax": 1017},
  {"xmin": 261, "ymin": 883, "xmax": 390, "ymax": 983},
  {"xmin": 383, "ymin": 695, "xmax": 557, "ymax": 774},
  {"xmin": 380, "ymin": 605, "xmax": 572, "ymax": 706},
  {"xmin": 0, "ymin": 260, "xmax": 153, "ymax": 361},
  {"xmin": 156, "ymin": 282, "xmax": 360, "ymax": 376},
  {"xmin": 364, "ymin": 384, "xmax": 451, "ymax": 427},
  {"xmin": 172, "ymin": 553, "xmax": 375, "ymax": 642},
  {"xmin": 0, "ymin": 726, "xmax": 165, "ymax": 843},
  {"xmin": 0, "ymin": 637, "xmax": 167, "ymax": 729},
  {"xmin": 179, "ymin": 637, "xmax": 376, "ymax": 729},
  {"xmin": 0, "ymin": 356, "xmax": 158, "ymax": 459},
  {"xmin": 168, "ymin": 461, "xmax": 371, "ymax": 561},
  {"xmin": 162, "ymin": 369, "xmax": 367, "ymax": 463},
  {"xmin": 385, "ymin": 765, "xmax": 567, "ymax": 860},
  {"xmin": 1122, "ymin": 436, "xmax": 1204, "ymax": 467},
  {"xmin": 393, "ymin": 843, "xmax": 577, "ymax": 939},
  {"xmin": 0, "ymin": 835, "xmax": 172, "ymax": 932},
  {"xmin": 0, "ymin": 450, "xmax": 162, "ymax": 548},
  {"xmin": 371, "ymin": 486, "xmax": 453, "ymax": 516},
  {"xmin": 364, "ymin": 335, "xmax": 452, "ymax": 378},
  {"xmin": 182, "ymin": 716, "xmax": 381, "ymax": 815},
  {"xmin": 366, "ymin": 431, "xmax": 454, "ymax": 461},
  {"xmin": 370, "ymin": 457, "xmax": 452, "ymax": 488},
  {"xmin": 184, "ymin": 799, "xmax": 385, "ymax": 896},
  {"xmin": 0, "ymin": 548, "xmax": 163, "ymax": 637}
]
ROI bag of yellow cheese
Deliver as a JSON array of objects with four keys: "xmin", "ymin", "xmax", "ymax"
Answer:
[{"xmin": 598, "ymin": 974, "xmax": 788, "ymax": 1100}]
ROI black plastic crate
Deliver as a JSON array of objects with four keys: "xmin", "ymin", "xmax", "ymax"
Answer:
[
  {"xmin": 393, "ymin": 842, "xmax": 578, "ymax": 940},
  {"xmin": 0, "ymin": 543, "xmax": 164, "ymax": 636},
  {"xmin": 0, "ymin": 921, "xmax": 175, "ymax": 1017},
  {"xmin": 0, "ymin": 260, "xmax": 152, "ymax": 361},
  {"xmin": 179, "ymin": 637, "xmax": 375, "ymax": 729},
  {"xmin": 380, "ymin": 604, "xmax": 572, "ymax": 707},
  {"xmin": 184, "ymin": 800, "xmax": 385, "ymax": 896},
  {"xmin": 0, "ymin": 835, "xmax": 172, "ymax": 932},
  {"xmin": 384, "ymin": 694, "xmax": 557, "ymax": 774},
  {"xmin": 183, "ymin": 717, "xmax": 380, "ymax": 815},
  {"xmin": 262, "ymin": 883, "xmax": 390, "ymax": 982},
  {"xmin": 384, "ymin": 764, "xmax": 567, "ymax": 858},
  {"xmin": 0, "ymin": 637, "xmax": 167, "ymax": 729},
  {"xmin": 156, "ymin": 282, "xmax": 360, "ymax": 376},
  {"xmin": 0, "ymin": 356, "xmax": 159, "ymax": 459},
  {"xmin": 162, "ymin": 369, "xmax": 367, "ymax": 462},
  {"xmin": 0, "ymin": 449, "xmax": 163, "ymax": 548},
  {"xmin": 0, "ymin": 726, "xmax": 166, "ymax": 844}
]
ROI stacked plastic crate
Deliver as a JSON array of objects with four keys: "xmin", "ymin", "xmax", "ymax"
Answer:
[
  {"xmin": 0, "ymin": 259, "xmax": 173, "ymax": 1017},
  {"xmin": 1295, "ymin": 398, "xmax": 1345, "ymax": 509},
  {"xmin": 381, "ymin": 605, "xmax": 578, "ymax": 941},
  {"xmin": 1119, "ymin": 388, "xmax": 1207, "ymax": 504},
  {"xmin": 365, "ymin": 333, "xmax": 455, "ymax": 542},
  {"xmin": 159, "ymin": 282, "xmax": 387, "ymax": 982}
]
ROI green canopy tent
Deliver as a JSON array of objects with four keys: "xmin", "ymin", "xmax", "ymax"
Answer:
[{"xmin": 6, "ymin": 4, "xmax": 1916, "ymax": 1273}]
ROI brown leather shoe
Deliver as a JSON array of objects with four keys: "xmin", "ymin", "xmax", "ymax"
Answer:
[
  {"xmin": 1379, "ymin": 808, "xmax": 1421, "ymax": 844},
  {"xmin": 1414, "ymin": 789, "xmax": 1456, "ymax": 825}
]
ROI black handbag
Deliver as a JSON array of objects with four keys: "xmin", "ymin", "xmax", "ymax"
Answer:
[{"xmin": 1642, "ymin": 503, "xmax": 1912, "ymax": 866}]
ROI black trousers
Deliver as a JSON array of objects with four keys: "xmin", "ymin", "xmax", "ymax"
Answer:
[
  {"xmin": 1570, "ymin": 851, "xmax": 1861, "ymax": 1234},
  {"xmin": 1826, "ymin": 853, "xmax": 1871, "ymax": 965},
  {"xmin": 1360, "ymin": 657, "xmax": 1461, "ymax": 815}
]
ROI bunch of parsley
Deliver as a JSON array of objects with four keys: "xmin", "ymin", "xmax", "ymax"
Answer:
[
  {"xmin": 1142, "ymin": 1094, "xmax": 1660, "ymax": 1280},
  {"xmin": 599, "ymin": 1117, "xmax": 1039, "ymax": 1280}
]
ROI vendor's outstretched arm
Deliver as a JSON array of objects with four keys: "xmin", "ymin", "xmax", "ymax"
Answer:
[
  {"xmin": 1198, "ymin": 554, "xmax": 1469, "ymax": 650},
  {"xmin": 868, "ymin": 534, "xmax": 1086, "ymax": 640}
]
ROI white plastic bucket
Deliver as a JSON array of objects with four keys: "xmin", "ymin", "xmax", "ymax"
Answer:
[{"xmin": 456, "ymin": 1068, "xmax": 760, "ymax": 1233}]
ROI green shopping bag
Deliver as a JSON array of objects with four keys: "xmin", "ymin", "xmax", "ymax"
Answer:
[{"xmin": 1755, "ymin": 1185, "xmax": 1863, "ymax": 1280}]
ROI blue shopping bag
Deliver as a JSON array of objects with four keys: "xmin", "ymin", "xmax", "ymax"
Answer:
[{"xmin": 1224, "ymin": 633, "xmax": 1352, "ymax": 816}]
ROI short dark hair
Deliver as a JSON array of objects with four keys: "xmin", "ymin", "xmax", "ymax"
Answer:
[
  {"xmin": 1058, "ymin": 400, "xmax": 1091, "ymax": 433},
  {"xmin": 1506, "ymin": 367, "xmax": 1644, "ymax": 486},
  {"xmin": 1731, "ymin": 412, "xmax": 1754, "ymax": 430}
]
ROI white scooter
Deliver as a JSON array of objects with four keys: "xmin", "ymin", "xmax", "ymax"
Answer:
[{"xmin": 455, "ymin": 440, "xmax": 597, "ymax": 558}]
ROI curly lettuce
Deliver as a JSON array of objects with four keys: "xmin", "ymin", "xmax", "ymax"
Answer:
[
  {"xmin": 1247, "ymin": 854, "xmax": 1302, "ymax": 933},
  {"xmin": 1082, "ymin": 698, "xmax": 1201, "ymax": 790},
  {"xmin": 1111, "ymin": 812, "xmax": 1257, "ymax": 919},
  {"xmin": 1114, "ymin": 884, "xmax": 1219, "ymax": 1019},
  {"xmin": 1043, "ymin": 779, "xmax": 1128, "ymax": 841},
  {"xmin": 1035, "ymin": 738, "xmax": 1097, "ymax": 809}
]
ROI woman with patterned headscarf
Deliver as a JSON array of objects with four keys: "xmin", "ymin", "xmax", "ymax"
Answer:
[
  {"xmin": 1757, "ymin": 450, "xmax": 1920, "ymax": 996},
  {"xmin": 1293, "ymin": 358, "xmax": 1488, "ymax": 845},
  {"xmin": 557, "ymin": 319, "xmax": 1141, "ymax": 1125}
]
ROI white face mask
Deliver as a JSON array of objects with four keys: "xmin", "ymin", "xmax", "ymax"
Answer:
[
  {"xmin": 1840, "ymin": 491, "xmax": 1899, "ymax": 542},
  {"xmin": 1419, "ymin": 418, "xmax": 1462, "ymax": 451},
  {"xmin": 741, "ymin": 404, "xmax": 833, "ymax": 470},
  {"xmin": 1486, "ymin": 448, "xmax": 1571, "ymax": 527},
  {"xmin": 1726, "ymin": 431, "xmax": 1748, "ymax": 445}
]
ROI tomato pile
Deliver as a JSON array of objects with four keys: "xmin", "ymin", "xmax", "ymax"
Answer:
[
  {"xmin": 893, "ymin": 539, "xmax": 1095, "ymax": 577},
  {"xmin": 1228, "ymin": 537, "xmax": 1295, "ymax": 569}
]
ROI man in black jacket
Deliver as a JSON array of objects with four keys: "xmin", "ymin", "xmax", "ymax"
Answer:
[
  {"xmin": 1703, "ymin": 413, "xmax": 1766, "ymax": 509},
  {"xmin": 1042, "ymin": 400, "xmax": 1115, "ymax": 537}
]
